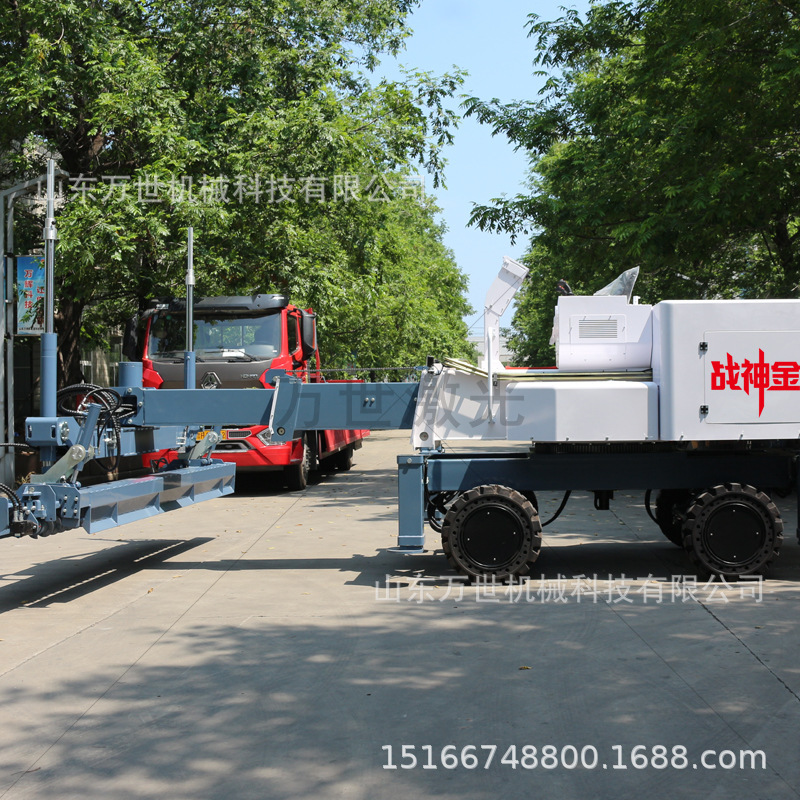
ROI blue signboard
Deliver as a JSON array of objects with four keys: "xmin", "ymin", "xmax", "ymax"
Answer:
[{"xmin": 16, "ymin": 255, "xmax": 45, "ymax": 335}]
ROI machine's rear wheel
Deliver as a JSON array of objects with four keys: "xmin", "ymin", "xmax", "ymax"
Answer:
[
  {"xmin": 682, "ymin": 483, "xmax": 783, "ymax": 578},
  {"xmin": 441, "ymin": 485, "xmax": 542, "ymax": 581},
  {"xmin": 655, "ymin": 489, "xmax": 692, "ymax": 547}
]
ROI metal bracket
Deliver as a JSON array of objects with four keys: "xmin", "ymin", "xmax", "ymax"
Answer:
[
  {"xmin": 268, "ymin": 375, "xmax": 303, "ymax": 442},
  {"xmin": 29, "ymin": 404, "xmax": 102, "ymax": 484},
  {"xmin": 268, "ymin": 377, "xmax": 281, "ymax": 435},
  {"xmin": 185, "ymin": 430, "xmax": 220, "ymax": 461},
  {"xmin": 29, "ymin": 443, "xmax": 95, "ymax": 484}
]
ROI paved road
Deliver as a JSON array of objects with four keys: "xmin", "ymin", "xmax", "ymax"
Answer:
[{"xmin": 1, "ymin": 431, "xmax": 799, "ymax": 800}]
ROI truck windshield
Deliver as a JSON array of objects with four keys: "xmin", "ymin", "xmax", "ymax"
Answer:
[{"xmin": 148, "ymin": 311, "xmax": 282, "ymax": 360}]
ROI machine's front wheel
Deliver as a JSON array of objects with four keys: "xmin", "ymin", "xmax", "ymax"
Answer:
[
  {"xmin": 682, "ymin": 483, "xmax": 783, "ymax": 577},
  {"xmin": 441, "ymin": 485, "xmax": 541, "ymax": 581}
]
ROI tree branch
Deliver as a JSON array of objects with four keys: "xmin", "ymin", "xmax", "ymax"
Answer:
[{"xmin": 771, "ymin": 0, "xmax": 798, "ymax": 19}]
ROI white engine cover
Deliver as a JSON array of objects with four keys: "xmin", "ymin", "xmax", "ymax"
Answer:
[{"xmin": 554, "ymin": 295, "xmax": 653, "ymax": 371}]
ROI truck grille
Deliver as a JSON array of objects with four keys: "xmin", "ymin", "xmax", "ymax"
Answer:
[{"xmin": 224, "ymin": 429, "xmax": 252, "ymax": 439}]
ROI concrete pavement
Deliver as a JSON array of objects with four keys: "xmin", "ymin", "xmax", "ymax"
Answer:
[{"xmin": 1, "ymin": 431, "xmax": 799, "ymax": 800}]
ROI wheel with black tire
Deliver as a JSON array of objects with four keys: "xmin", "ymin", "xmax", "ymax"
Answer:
[
  {"xmin": 284, "ymin": 435, "xmax": 312, "ymax": 491},
  {"xmin": 682, "ymin": 483, "xmax": 783, "ymax": 578},
  {"xmin": 441, "ymin": 485, "xmax": 542, "ymax": 581},
  {"xmin": 655, "ymin": 489, "xmax": 692, "ymax": 547},
  {"xmin": 334, "ymin": 444, "xmax": 353, "ymax": 471},
  {"xmin": 521, "ymin": 490, "xmax": 538, "ymax": 510}
]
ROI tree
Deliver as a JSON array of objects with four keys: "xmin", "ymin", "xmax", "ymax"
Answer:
[
  {"xmin": 464, "ymin": 0, "xmax": 800, "ymax": 364},
  {"xmin": 0, "ymin": 0, "xmax": 471, "ymax": 382},
  {"xmin": 297, "ymin": 193, "xmax": 475, "ymax": 375}
]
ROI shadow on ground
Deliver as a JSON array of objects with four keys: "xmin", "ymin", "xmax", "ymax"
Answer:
[
  {"xmin": 3, "ymin": 592, "xmax": 800, "ymax": 800},
  {"xmin": 0, "ymin": 538, "xmax": 213, "ymax": 611}
]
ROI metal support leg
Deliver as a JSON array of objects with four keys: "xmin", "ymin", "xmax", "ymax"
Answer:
[
  {"xmin": 395, "ymin": 453, "xmax": 426, "ymax": 551},
  {"xmin": 118, "ymin": 360, "xmax": 143, "ymax": 389}
]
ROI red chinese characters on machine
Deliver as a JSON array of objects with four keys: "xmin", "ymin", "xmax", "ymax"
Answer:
[{"xmin": 710, "ymin": 349, "xmax": 800, "ymax": 416}]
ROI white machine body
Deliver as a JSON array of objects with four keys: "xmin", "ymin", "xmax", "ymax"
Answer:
[
  {"xmin": 413, "ymin": 371, "xmax": 658, "ymax": 446},
  {"xmin": 412, "ymin": 265, "xmax": 800, "ymax": 448},
  {"xmin": 655, "ymin": 300, "xmax": 800, "ymax": 441}
]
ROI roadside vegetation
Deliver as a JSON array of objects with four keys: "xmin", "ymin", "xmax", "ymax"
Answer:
[
  {"xmin": 0, "ymin": 0, "xmax": 475, "ymax": 381},
  {"xmin": 466, "ymin": 0, "xmax": 800, "ymax": 365}
]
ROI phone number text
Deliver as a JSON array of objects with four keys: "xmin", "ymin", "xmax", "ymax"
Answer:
[{"xmin": 381, "ymin": 744, "xmax": 766, "ymax": 771}]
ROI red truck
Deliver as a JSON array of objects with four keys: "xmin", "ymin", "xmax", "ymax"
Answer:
[{"xmin": 138, "ymin": 293, "xmax": 367, "ymax": 489}]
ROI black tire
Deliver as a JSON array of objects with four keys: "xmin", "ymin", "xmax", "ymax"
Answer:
[
  {"xmin": 334, "ymin": 444, "xmax": 353, "ymax": 471},
  {"xmin": 441, "ymin": 485, "xmax": 542, "ymax": 581},
  {"xmin": 654, "ymin": 489, "xmax": 692, "ymax": 547},
  {"xmin": 521, "ymin": 490, "xmax": 538, "ymax": 510},
  {"xmin": 682, "ymin": 483, "xmax": 783, "ymax": 578},
  {"xmin": 284, "ymin": 436, "xmax": 312, "ymax": 491}
]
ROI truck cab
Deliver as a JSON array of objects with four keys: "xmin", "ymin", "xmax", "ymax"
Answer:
[{"xmin": 139, "ymin": 294, "xmax": 367, "ymax": 489}]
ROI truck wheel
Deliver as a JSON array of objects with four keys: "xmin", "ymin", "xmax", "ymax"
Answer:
[
  {"xmin": 682, "ymin": 483, "xmax": 783, "ymax": 578},
  {"xmin": 441, "ymin": 485, "xmax": 542, "ymax": 581},
  {"xmin": 285, "ymin": 436, "xmax": 312, "ymax": 491},
  {"xmin": 655, "ymin": 489, "xmax": 692, "ymax": 547},
  {"xmin": 334, "ymin": 445, "xmax": 353, "ymax": 471}
]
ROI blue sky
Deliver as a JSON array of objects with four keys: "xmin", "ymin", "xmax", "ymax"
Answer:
[{"xmin": 380, "ymin": 0, "xmax": 590, "ymax": 332}]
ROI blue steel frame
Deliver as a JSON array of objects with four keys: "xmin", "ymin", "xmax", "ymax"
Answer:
[
  {"xmin": 11, "ymin": 461, "xmax": 235, "ymax": 536},
  {"xmin": 8, "ymin": 375, "xmax": 420, "ymax": 541},
  {"xmin": 395, "ymin": 447, "xmax": 799, "ymax": 551},
  {"xmin": 24, "ymin": 381, "xmax": 420, "ymax": 450}
]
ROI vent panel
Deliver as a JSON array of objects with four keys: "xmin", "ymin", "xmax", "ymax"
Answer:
[{"xmin": 578, "ymin": 319, "xmax": 619, "ymax": 339}]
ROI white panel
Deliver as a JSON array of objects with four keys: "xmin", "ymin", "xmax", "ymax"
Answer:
[
  {"xmin": 704, "ymin": 331, "xmax": 800, "ymax": 424},
  {"xmin": 549, "ymin": 381, "xmax": 658, "ymax": 442},
  {"xmin": 411, "ymin": 369, "xmax": 657, "ymax": 447},
  {"xmin": 655, "ymin": 300, "xmax": 800, "ymax": 441}
]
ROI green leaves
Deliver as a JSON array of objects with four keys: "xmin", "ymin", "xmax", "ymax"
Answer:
[
  {"xmin": 3, "ymin": 0, "xmax": 472, "ymax": 380},
  {"xmin": 466, "ymin": 0, "xmax": 800, "ymax": 366}
]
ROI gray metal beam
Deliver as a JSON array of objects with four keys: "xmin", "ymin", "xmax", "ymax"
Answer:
[
  {"xmin": 122, "ymin": 382, "xmax": 419, "ymax": 434},
  {"xmin": 426, "ymin": 450, "xmax": 796, "ymax": 494}
]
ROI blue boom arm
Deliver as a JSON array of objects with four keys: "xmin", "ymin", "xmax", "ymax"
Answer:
[{"xmin": 4, "ymin": 373, "xmax": 420, "ymax": 540}]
